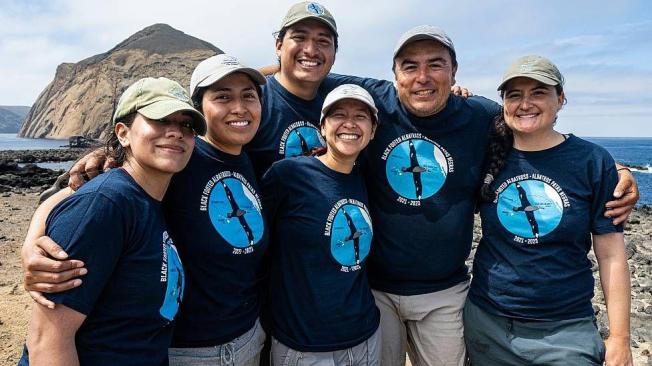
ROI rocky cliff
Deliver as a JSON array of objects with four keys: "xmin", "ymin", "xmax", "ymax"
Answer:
[{"xmin": 19, "ymin": 24, "xmax": 222, "ymax": 139}]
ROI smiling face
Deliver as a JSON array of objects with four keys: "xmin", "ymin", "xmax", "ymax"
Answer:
[
  {"xmin": 275, "ymin": 19, "xmax": 336, "ymax": 91},
  {"xmin": 393, "ymin": 39, "xmax": 457, "ymax": 117},
  {"xmin": 321, "ymin": 99, "xmax": 376, "ymax": 162},
  {"xmin": 200, "ymin": 72, "xmax": 262, "ymax": 155},
  {"xmin": 117, "ymin": 111, "xmax": 195, "ymax": 175},
  {"xmin": 502, "ymin": 77, "xmax": 564, "ymax": 137}
]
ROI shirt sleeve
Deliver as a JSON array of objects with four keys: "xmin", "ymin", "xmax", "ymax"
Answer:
[
  {"xmin": 260, "ymin": 166, "xmax": 283, "ymax": 226},
  {"xmin": 590, "ymin": 149, "xmax": 624, "ymax": 234},
  {"xmin": 44, "ymin": 192, "xmax": 127, "ymax": 315}
]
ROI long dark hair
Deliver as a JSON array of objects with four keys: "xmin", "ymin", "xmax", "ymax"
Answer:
[
  {"xmin": 104, "ymin": 112, "xmax": 136, "ymax": 166},
  {"xmin": 479, "ymin": 108, "xmax": 514, "ymax": 202}
]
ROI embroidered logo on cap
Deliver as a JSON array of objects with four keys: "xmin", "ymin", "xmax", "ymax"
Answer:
[
  {"xmin": 306, "ymin": 2, "xmax": 325, "ymax": 15},
  {"xmin": 221, "ymin": 55, "xmax": 240, "ymax": 66},
  {"xmin": 169, "ymin": 86, "xmax": 190, "ymax": 102}
]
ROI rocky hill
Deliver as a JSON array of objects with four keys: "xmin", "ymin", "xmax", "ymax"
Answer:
[
  {"xmin": 19, "ymin": 24, "xmax": 222, "ymax": 139},
  {"xmin": 0, "ymin": 106, "xmax": 30, "ymax": 133}
]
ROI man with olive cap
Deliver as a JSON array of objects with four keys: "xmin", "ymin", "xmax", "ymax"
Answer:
[{"xmin": 327, "ymin": 25, "xmax": 638, "ymax": 366}]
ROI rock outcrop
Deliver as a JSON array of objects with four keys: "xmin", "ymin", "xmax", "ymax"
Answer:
[{"xmin": 19, "ymin": 24, "xmax": 221, "ymax": 139}]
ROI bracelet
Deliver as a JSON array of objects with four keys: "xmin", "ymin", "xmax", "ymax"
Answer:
[{"xmin": 617, "ymin": 167, "xmax": 631, "ymax": 173}]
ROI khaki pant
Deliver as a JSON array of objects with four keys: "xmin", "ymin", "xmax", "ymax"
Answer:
[
  {"xmin": 372, "ymin": 281, "xmax": 469, "ymax": 366},
  {"xmin": 270, "ymin": 326, "xmax": 381, "ymax": 366}
]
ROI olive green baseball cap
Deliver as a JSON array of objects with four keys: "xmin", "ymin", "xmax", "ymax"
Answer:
[
  {"xmin": 113, "ymin": 77, "xmax": 207, "ymax": 135},
  {"xmin": 278, "ymin": 2, "xmax": 337, "ymax": 36},
  {"xmin": 498, "ymin": 55, "xmax": 564, "ymax": 91}
]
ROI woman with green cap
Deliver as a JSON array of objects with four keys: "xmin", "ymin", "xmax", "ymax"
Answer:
[
  {"xmin": 465, "ymin": 55, "xmax": 632, "ymax": 366},
  {"xmin": 19, "ymin": 77, "xmax": 204, "ymax": 365}
]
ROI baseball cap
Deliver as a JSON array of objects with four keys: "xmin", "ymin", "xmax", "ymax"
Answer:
[
  {"xmin": 320, "ymin": 84, "xmax": 378, "ymax": 123},
  {"xmin": 190, "ymin": 54, "xmax": 266, "ymax": 99},
  {"xmin": 113, "ymin": 77, "xmax": 206, "ymax": 135},
  {"xmin": 498, "ymin": 55, "xmax": 564, "ymax": 91},
  {"xmin": 393, "ymin": 25, "xmax": 455, "ymax": 61},
  {"xmin": 278, "ymin": 2, "xmax": 337, "ymax": 36}
]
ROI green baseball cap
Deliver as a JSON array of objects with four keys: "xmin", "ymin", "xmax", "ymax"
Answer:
[
  {"xmin": 498, "ymin": 55, "xmax": 564, "ymax": 91},
  {"xmin": 278, "ymin": 2, "xmax": 337, "ymax": 36},
  {"xmin": 113, "ymin": 77, "xmax": 207, "ymax": 135}
]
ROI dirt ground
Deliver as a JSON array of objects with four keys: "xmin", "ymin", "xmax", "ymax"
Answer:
[{"xmin": 0, "ymin": 193, "xmax": 36, "ymax": 365}]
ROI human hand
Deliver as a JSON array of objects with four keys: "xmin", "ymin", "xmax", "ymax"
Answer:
[
  {"xmin": 605, "ymin": 168, "xmax": 639, "ymax": 225},
  {"xmin": 451, "ymin": 85, "xmax": 473, "ymax": 98},
  {"xmin": 68, "ymin": 148, "xmax": 116, "ymax": 190},
  {"xmin": 604, "ymin": 336, "xmax": 633, "ymax": 366},
  {"xmin": 22, "ymin": 236, "xmax": 87, "ymax": 308}
]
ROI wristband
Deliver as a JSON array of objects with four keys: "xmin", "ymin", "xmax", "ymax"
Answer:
[{"xmin": 617, "ymin": 167, "xmax": 631, "ymax": 173}]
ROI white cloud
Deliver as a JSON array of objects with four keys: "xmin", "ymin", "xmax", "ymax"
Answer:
[{"xmin": 1, "ymin": 0, "xmax": 650, "ymax": 136}]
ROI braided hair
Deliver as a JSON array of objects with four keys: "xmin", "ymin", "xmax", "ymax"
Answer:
[{"xmin": 479, "ymin": 107, "xmax": 513, "ymax": 202}]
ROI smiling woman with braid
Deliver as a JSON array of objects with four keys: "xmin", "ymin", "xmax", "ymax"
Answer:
[{"xmin": 465, "ymin": 55, "xmax": 633, "ymax": 366}]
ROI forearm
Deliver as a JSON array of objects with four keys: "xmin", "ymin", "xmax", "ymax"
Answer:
[
  {"xmin": 595, "ymin": 233, "xmax": 631, "ymax": 339},
  {"xmin": 28, "ymin": 335, "xmax": 79, "ymax": 366},
  {"xmin": 599, "ymin": 257, "xmax": 631, "ymax": 338},
  {"xmin": 27, "ymin": 304, "xmax": 83, "ymax": 366}
]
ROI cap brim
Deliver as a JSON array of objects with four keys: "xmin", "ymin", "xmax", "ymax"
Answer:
[
  {"xmin": 497, "ymin": 73, "xmax": 560, "ymax": 91},
  {"xmin": 394, "ymin": 34, "xmax": 451, "ymax": 59},
  {"xmin": 138, "ymin": 100, "xmax": 207, "ymax": 136},
  {"xmin": 284, "ymin": 16, "xmax": 338, "ymax": 36},
  {"xmin": 196, "ymin": 68, "xmax": 266, "ymax": 92},
  {"xmin": 321, "ymin": 96, "xmax": 379, "ymax": 122}
]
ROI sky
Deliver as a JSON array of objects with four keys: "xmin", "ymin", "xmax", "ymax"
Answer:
[{"xmin": 1, "ymin": 0, "xmax": 651, "ymax": 137}]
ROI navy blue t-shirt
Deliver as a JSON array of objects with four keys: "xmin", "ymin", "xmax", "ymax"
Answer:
[
  {"xmin": 326, "ymin": 74, "xmax": 501, "ymax": 295},
  {"xmin": 21, "ymin": 168, "xmax": 184, "ymax": 366},
  {"xmin": 245, "ymin": 75, "xmax": 334, "ymax": 179},
  {"xmin": 163, "ymin": 137, "xmax": 268, "ymax": 347},
  {"xmin": 469, "ymin": 135, "xmax": 623, "ymax": 321},
  {"xmin": 261, "ymin": 156, "xmax": 380, "ymax": 352}
]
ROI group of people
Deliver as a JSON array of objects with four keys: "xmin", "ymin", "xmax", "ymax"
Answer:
[{"xmin": 19, "ymin": 2, "xmax": 639, "ymax": 366}]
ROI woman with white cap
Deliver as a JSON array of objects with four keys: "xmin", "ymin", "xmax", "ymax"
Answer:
[
  {"xmin": 164, "ymin": 54, "xmax": 270, "ymax": 366},
  {"xmin": 261, "ymin": 84, "xmax": 381, "ymax": 365},
  {"xmin": 465, "ymin": 55, "xmax": 632, "ymax": 365},
  {"xmin": 19, "ymin": 77, "xmax": 203, "ymax": 365}
]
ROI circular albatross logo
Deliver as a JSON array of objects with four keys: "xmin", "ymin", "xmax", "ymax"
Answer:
[
  {"xmin": 496, "ymin": 179, "xmax": 564, "ymax": 239},
  {"xmin": 207, "ymin": 176, "xmax": 264, "ymax": 248},
  {"xmin": 385, "ymin": 138, "xmax": 448, "ymax": 200},
  {"xmin": 329, "ymin": 203, "xmax": 373, "ymax": 268}
]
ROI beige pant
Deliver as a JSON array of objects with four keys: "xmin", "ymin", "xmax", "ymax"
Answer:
[{"xmin": 372, "ymin": 281, "xmax": 469, "ymax": 366}]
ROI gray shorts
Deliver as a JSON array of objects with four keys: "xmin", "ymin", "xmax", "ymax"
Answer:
[
  {"xmin": 463, "ymin": 299, "xmax": 605, "ymax": 366},
  {"xmin": 169, "ymin": 319, "xmax": 266, "ymax": 366},
  {"xmin": 270, "ymin": 326, "xmax": 381, "ymax": 366}
]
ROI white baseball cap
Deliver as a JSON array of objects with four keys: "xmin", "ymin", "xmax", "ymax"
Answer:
[
  {"xmin": 320, "ymin": 84, "xmax": 378, "ymax": 123},
  {"xmin": 190, "ymin": 54, "xmax": 266, "ymax": 98}
]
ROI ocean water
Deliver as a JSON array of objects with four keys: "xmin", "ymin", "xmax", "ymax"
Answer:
[
  {"xmin": 0, "ymin": 133, "xmax": 68, "ymax": 150},
  {"xmin": 585, "ymin": 137, "xmax": 652, "ymax": 206},
  {"xmin": 0, "ymin": 134, "xmax": 649, "ymax": 205}
]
